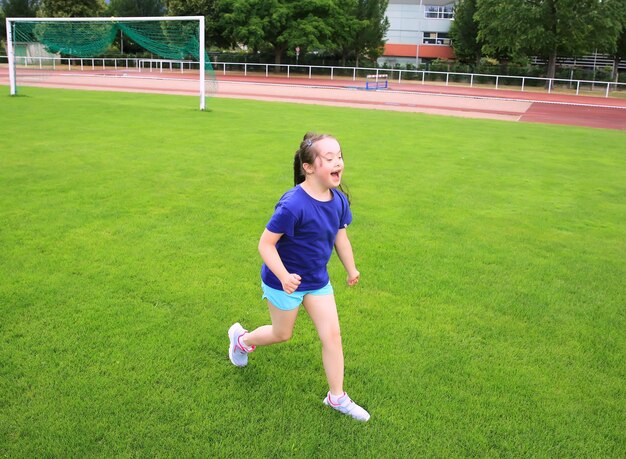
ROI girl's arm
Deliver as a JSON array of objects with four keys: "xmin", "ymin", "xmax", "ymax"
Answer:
[
  {"xmin": 334, "ymin": 228, "xmax": 360, "ymax": 286},
  {"xmin": 258, "ymin": 228, "xmax": 301, "ymax": 294}
]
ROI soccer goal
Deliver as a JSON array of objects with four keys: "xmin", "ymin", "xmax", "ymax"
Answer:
[{"xmin": 5, "ymin": 16, "xmax": 216, "ymax": 110}]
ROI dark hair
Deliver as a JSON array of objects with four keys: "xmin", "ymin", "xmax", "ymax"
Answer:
[
  {"xmin": 293, "ymin": 131, "xmax": 351, "ymax": 203},
  {"xmin": 293, "ymin": 132, "xmax": 330, "ymax": 185}
]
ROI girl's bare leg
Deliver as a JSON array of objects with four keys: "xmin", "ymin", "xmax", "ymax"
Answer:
[
  {"xmin": 303, "ymin": 294, "xmax": 344, "ymax": 395},
  {"xmin": 242, "ymin": 302, "xmax": 299, "ymax": 347}
]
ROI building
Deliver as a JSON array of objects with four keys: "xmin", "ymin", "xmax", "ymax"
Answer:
[{"xmin": 380, "ymin": 0, "xmax": 457, "ymax": 66}]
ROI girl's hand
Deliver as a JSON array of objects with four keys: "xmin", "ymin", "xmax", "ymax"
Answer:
[
  {"xmin": 281, "ymin": 273, "xmax": 302, "ymax": 294},
  {"xmin": 347, "ymin": 270, "xmax": 360, "ymax": 286}
]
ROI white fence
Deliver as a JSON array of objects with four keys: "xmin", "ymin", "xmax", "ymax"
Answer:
[
  {"xmin": 3, "ymin": 55, "xmax": 625, "ymax": 98},
  {"xmin": 4, "ymin": 55, "xmax": 142, "ymax": 71},
  {"xmin": 138, "ymin": 58, "xmax": 196, "ymax": 73},
  {"xmin": 531, "ymin": 52, "xmax": 626, "ymax": 71}
]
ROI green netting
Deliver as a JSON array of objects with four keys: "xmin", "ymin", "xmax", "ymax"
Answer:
[
  {"xmin": 119, "ymin": 22, "xmax": 203, "ymax": 61},
  {"xmin": 11, "ymin": 19, "xmax": 216, "ymax": 94},
  {"xmin": 13, "ymin": 22, "xmax": 118, "ymax": 57}
]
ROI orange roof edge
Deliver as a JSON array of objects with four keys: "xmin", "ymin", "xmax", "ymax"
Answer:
[{"xmin": 384, "ymin": 43, "xmax": 454, "ymax": 59}]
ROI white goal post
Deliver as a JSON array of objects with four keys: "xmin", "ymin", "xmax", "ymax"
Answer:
[{"xmin": 5, "ymin": 16, "xmax": 209, "ymax": 110}]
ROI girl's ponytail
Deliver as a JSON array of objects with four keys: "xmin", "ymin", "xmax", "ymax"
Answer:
[
  {"xmin": 293, "ymin": 149, "xmax": 306, "ymax": 185},
  {"xmin": 293, "ymin": 132, "xmax": 316, "ymax": 186}
]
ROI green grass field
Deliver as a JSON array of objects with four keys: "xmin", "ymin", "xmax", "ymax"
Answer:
[{"xmin": 1, "ymin": 86, "xmax": 624, "ymax": 457}]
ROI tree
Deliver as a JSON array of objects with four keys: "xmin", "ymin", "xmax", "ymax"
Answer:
[
  {"xmin": 476, "ymin": 0, "xmax": 623, "ymax": 81},
  {"xmin": 352, "ymin": 0, "xmax": 389, "ymax": 65},
  {"xmin": 38, "ymin": 0, "xmax": 105, "ymax": 17},
  {"xmin": 331, "ymin": 0, "xmax": 388, "ymax": 66},
  {"xmin": 475, "ymin": 0, "xmax": 529, "ymax": 68},
  {"xmin": 166, "ymin": 0, "xmax": 225, "ymax": 48},
  {"xmin": 328, "ymin": 0, "xmax": 361, "ymax": 65},
  {"xmin": 0, "ymin": 4, "xmax": 4, "ymax": 53},
  {"xmin": 219, "ymin": 0, "xmax": 335, "ymax": 65},
  {"xmin": 107, "ymin": 0, "xmax": 164, "ymax": 17},
  {"xmin": 1, "ymin": 0, "xmax": 40, "ymax": 49},
  {"xmin": 594, "ymin": 0, "xmax": 626, "ymax": 81},
  {"xmin": 2, "ymin": 0, "xmax": 39, "ymax": 16},
  {"xmin": 610, "ymin": 27, "xmax": 626, "ymax": 81},
  {"xmin": 449, "ymin": 0, "xmax": 482, "ymax": 66}
]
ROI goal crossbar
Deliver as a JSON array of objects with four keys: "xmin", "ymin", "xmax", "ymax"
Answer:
[{"xmin": 5, "ymin": 16, "xmax": 210, "ymax": 110}]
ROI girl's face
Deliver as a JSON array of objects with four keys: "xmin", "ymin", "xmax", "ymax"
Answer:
[{"xmin": 304, "ymin": 137, "xmax": 344, "ymax": 189}]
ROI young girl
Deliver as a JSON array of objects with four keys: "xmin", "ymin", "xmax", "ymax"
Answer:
[{"xmin": 228, "ymin": 132, "xmax": 370, "ymax": 422}]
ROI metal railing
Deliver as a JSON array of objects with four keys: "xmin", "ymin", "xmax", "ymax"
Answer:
[
  {"xmin": 3, "ymin": 55, "xmax": 143, "ymax": 72},
  {"xmin": 138, "ymin": 58, "xmax": 197, "ymax": 73},
  {"xmin": 2, "ymin": 55, "xmax": 625, "ymax": 98},
  {"xmin": 211, "ymin": 61, "xmax": 625, "ymax": 98}
]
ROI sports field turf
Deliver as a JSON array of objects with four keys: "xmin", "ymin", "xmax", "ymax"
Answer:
[{"xmin": 1, "ymin": 86, "xmax": 624, "ymax": 457}]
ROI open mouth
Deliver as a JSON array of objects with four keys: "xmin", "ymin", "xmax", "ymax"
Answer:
[{"xmin": 331, "ymin": 171, "xmax": 341, "ymax": 180}]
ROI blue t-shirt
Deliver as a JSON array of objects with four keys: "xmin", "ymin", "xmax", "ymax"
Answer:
[{"xmin": 261, "ymin": 185, "xmax": 352, "ymax": 291}]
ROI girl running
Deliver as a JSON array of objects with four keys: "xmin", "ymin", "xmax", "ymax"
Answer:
[{"xmin": 228, "ymin": 132, "xmax": 369, "ymax": 422}]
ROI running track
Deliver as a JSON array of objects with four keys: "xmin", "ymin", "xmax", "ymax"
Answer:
[{"xmin": 2, "ymin": 67, "xmax": 625, "ymax": 130}]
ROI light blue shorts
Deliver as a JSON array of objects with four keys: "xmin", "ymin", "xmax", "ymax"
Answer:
[{"xmin": 261, "ymin": 281, "xmax": 334, "ymax": 311}]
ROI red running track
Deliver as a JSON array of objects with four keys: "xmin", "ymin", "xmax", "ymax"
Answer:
[
  {"xmin": 217, "ymin": 74, "xmax": 626, "ymax": 130},
  {"xmin": 2, "ymin": 67, "xmax": 625, "ymax": 130}
]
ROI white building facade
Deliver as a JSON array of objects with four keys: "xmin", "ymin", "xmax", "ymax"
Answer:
[{"xmin": 381, "ymin": 0, "xmax": 457, "ymax": 65}]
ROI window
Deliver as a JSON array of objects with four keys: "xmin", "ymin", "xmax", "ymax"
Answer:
[
  {"xmin": 423, "ymin": 32, "xmax": 451, "ymax": 45},
  {"xmin": 425, "ymin": 4, "xmax": 454, "ymax": 19}
]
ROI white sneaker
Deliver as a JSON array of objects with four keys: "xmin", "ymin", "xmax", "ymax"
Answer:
[
  {"xmin": 323, "ymin": 392, "xmax": 370, "ymax": 422},
  {"xmin": 228, "ymin": 322, "xmax": 254, "ymax": 367}
]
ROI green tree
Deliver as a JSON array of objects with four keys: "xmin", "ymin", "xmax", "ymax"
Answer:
[
  {"xmin": 476, "ymin": 0, "xmax": 623, "ymax": 81},
  {"xmin": 449, "ymin": 0, "xmax": 481, "ymax": 66},
  {"xmin": 2, "ymin": 0, "xmax": 40, "ymax": 42},
  {"xmin": 331, "ymin": 0, "xmax": 388, "ymax": 66},
  {"xmin": 355, "ymin": 0, "xmax": 389, "ymax": 65},
  {"xmin": 38, "ymin": 0, "xmax": 105, "ymax": 17},
  {"xmin": 0, "ymin": 4, "xmax": 4, "ymax": 54},
  {"xmin": 107, "ymin": 0, "xmax": 164, "ymax": 17},
  {"xmin": 219, "ymin": 0, "xmax": 334, "ymax": 65},
  {"xmin": 475, "ymin": 0, "xmax": 528, "ymax": 68},
  {"xmin": 2, "ymin": 0, "xmax": 39, "ymax": 16},
  {"xmin": 328, "ymin": 0, "xmax": 361, "ymax": 64},
  {"xmin": 610, "ymin": 28, "xmax": 626, "ymax": 81},
  {"xmin": 166, "ymin": 0, "xmax": 224, "ymax": 47},
  {"xmin": 594, "ymin": 0, "xmax": 626, "ymax": 81}
]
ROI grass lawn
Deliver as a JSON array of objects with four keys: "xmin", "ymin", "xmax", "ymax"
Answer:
[{"xmin": 1, "ymin": 86, "xmax": 624, "ymax": 457}]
